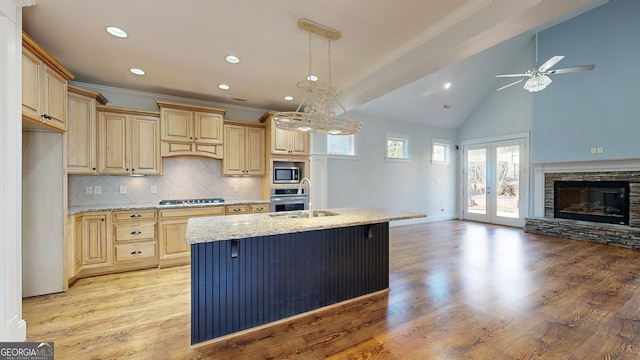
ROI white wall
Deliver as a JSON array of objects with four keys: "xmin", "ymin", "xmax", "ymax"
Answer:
[
  {"xmin": 326, "ymin": 113, "xmax": 458, "ymax": 223},
  {"xmin": 1, "ymin": 0, "xmax": 26, "ymax": 342}
]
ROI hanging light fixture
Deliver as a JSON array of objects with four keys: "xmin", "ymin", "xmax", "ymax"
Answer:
[{"xmin": 272, "ymin": 19, "xmax": 363, "ymax": 135}]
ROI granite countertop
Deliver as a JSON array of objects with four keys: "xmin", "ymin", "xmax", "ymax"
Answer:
[
  {"xmin": 185, "ymin": 206, "xmax": 426, "ymax": 243},
  {"xmin": 68, "ymin": 200, "xmax": 270, "ymax": 215}
]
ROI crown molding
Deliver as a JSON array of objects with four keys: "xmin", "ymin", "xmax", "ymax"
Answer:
[{"xmin": 15, "ymin": 0, "xmax": 36, "ymax": 7}]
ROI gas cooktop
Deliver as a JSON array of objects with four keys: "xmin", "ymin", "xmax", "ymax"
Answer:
[{"xmin": 158, "ymin": 198, "xmax": 225, "ymax": 206}]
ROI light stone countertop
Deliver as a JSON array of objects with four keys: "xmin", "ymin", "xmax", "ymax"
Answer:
[
  {"xmin": 185, "ymin": 206, "xmax": 427, "ymax": 243},
  {"xmin": 68, "ymin": 200, "xmax": 270, "ymax": 215}
]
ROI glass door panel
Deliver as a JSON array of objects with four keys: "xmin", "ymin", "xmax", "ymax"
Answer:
[
  {"xmin": 495, "ymin": 144, "xmax": 520, "ymax": 219},
  {"xmin": 467, "ymin": 148, "xmax": 487, "ymax": 216}
]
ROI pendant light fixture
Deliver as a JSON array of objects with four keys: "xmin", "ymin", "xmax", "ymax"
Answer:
[{"xmin": 272, "ymin": 19, "xmax": 363, "ymax": 135}]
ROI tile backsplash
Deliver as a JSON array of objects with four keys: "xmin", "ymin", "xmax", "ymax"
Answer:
[{"xmin": 69, "ymin": 158, "xmax": 263, "ymax": 206}]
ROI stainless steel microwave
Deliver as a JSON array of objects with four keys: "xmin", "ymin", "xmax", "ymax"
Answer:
[{"xmin": 273, "ymin": 167, "xmax": 300, "ymax": 183}]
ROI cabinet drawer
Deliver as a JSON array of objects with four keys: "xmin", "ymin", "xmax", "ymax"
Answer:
[
  {"xmin": 159, "ymin": 206, "xmax": 224, "ymax": 219},
  {"xmin": 226, "ymin": 204, "xmax": 250, "ymax": 215},
  {"xmin": 115, "ymin": 241, "xmax": 157, "ymax": 262},
  {"xmin": 250, "ymin": 204, "xmax": 269, "ymax": 213},
  {"xmin": 114, "ymin": 222, "xmax": 157, "ymax": 242},
  {"xmin": 113, "ymin": 209, "xmax": 157, "ymax": 222}
]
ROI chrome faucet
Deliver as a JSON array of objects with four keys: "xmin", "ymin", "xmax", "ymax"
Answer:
[{"xmin": 298, "ymin": 177, "xmax": 312, "ymax": 218}]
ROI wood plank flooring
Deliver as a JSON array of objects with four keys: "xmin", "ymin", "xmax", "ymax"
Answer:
[{"xmin": 22, "ymin": 220, "xmax": 640, "ymax": 359}]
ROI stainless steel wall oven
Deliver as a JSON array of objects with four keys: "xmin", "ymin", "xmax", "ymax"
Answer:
[{"xmin": 269, "ymin": 188, "xmax": 308, "ymax": 212}]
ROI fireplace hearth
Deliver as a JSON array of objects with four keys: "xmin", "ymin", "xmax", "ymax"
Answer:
[{"xmin": 554, "ymin": 180, "xmax": 630, "ymax": 225}]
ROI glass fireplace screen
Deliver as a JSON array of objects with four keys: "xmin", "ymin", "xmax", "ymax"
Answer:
[{"xmin": 554, "ymin": 181, "xmax": 630, "ymax": 225}]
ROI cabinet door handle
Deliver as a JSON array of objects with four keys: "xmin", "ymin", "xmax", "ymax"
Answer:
[
  {"xmin": 130, "ymin": 214, "xmax": 142, "ymax": 218},
  {"xmin": 130, "ymin": 230, "xmax": 142, "ymax": 235},
  {"xmin": 233, "ymin": 208, "xmax": 241, "ymax": 212},
  {"xmin": 41, "ymin": 114, "xmax": 53, "ymax": 120},
  {"xmin": 256, "ymin": 207, "xmax": 264, "ymax": 211},
  {"xmin": 130, "ymin": 250, "xmax": 142, "ymax": 255}
]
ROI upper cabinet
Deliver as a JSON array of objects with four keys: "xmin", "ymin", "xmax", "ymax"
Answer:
[
  {"xmin": 223, "ymin": 121, "xmax": 265, "ymax": 176},
  {"xmin": 22, "ymin": 32, "xmax": 74, "ymax": 132},
  {"xmin": 157, "ymin": 101, "xmax": 226, "ymax": 159},
  {"xmin": 259, "ymin": 112, "xmax": 309, "ymax": 156},
  {"xmin": 67, "ymin": 85, "xmax": 108, "ymax": 174},
  {"xmin": 97, "ymin": 105, "xmax": 162, "ymax": 176}
]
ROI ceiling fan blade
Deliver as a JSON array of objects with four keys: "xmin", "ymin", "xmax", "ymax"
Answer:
[
  {"xmin": 495, "ymin": 73, "xmax": 528, "ymax": 78},
  {"xmin": 547, "ymin": 64, "xmax": 595, "ymax": 74},
  {"xmin": 496, "ymin": 79, "xmax": 525, "ymax": 91},
  {"xmin": 538, "ymin": 55, "xmax": 565, "ymax": 72}
]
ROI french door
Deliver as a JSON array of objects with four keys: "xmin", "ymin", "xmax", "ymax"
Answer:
[{"xmin": 463, "ymin": 137, "xmax": 527, "ymax": 227}]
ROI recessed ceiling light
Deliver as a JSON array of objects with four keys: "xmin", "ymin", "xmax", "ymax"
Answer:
[
  {"xmin": 225, "ymin": 55, "xmax": 240, "ymax": 64},
  {"xmin": 298, "ymin": 127, "xmax": 312, "ymax": 132},
  {"xmin": 129, "ymin": 68, "xmax": 145, "ymax": 75},
  {"xmin": 307, "ymin": 75, "xmax": 319, "ymax": 82},
  {"xmin": 284, "ymin": 96, "xmax": 294, "ymax": 101},
  {"xmin": 106, "ymin": 26, "xmax": 128, "ymax": 38},
  {"xmin": 444, "ymin": 82, "xmax": 452, "ymax": 89},
  {"xmin": 218, "ymin": 84, "xmax": 230, "ymax": 90}
]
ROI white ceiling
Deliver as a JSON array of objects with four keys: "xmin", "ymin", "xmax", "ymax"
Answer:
[{"xmin": 22, "ymin": 0, "xmax": 607, "ymax": 128}]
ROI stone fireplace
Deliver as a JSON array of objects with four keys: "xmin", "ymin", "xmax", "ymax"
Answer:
[{"xmin": 525, "ymin": 160, "xmax": 640, "ymax": 250}]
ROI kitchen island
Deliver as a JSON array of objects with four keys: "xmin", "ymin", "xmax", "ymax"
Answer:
[{"xmin": 185, "ymin": 206, "xmax": 425, "ymax": 344}]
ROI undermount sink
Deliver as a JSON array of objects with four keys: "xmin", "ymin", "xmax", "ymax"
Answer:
[{"xmin": 269, "ymin": 210, "xmax": 339, "ymax": 219}]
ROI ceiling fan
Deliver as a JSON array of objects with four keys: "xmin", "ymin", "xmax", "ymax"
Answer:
[{"xmin": 495, "ymin": 33, "xmax": 595, "ymax": 92}]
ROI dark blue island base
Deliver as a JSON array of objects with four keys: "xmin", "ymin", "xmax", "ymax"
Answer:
[{"xmin": 191, "ymin": 222, "xmax": 390, "ymax": 345}]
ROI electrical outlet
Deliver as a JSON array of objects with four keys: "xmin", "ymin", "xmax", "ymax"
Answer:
[
  {"xmin": 85, "ymin": 186, "xmax": 93, "ymax": 195},
  {"xmin": 150, "ymin": 185, "xmax": 157, "ymax": 194},
  {"xmin": 93, "ymin": 186, "xmax": 102, "ymax": 195},
  {"xmin": 233, "ymin": 184, "xmax": 239, "ymax": 192},
  {"xmin": 590, "ymin": 147, "xmax": 597, "ymax": 154},
  {"xmin": 119, "ymin": 185, "xmax": 127, "ymax": 194},
  {"xmin": 597, "ymin": 147, "xmax": 604, "ymax": 154}
]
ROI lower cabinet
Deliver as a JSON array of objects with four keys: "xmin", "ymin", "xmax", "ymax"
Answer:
[
  {"xmin": 68, "ymin": 203, "xmax": 271, "ymax": 285},
  {"xmin": 158, "ymin": 206, "xmax": 225, "ymax": 267},
  {"xmin": 111, "ymin": 209, "xmax": 158, "ymax": 266},
  {"xmin": 77, "ymin": 212, "xmax": 110, "ymax": 268}
]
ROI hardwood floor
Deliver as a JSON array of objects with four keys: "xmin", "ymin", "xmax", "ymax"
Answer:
[{"xmin": 23, "ymin": 220, "xmax": 640, "ymax": 359}]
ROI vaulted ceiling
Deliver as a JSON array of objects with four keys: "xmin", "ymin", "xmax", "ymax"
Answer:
[{"xmin": 23, "ymin": 0, "xmax": 607, "ymax": 128}]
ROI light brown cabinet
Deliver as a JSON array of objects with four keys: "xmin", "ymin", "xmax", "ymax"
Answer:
[
  {"xmin": 111, "ymin": 209, "xmax": 158, "ymax": 265},
  {"xmin": 22, "ymin": 32, "xmax": 74, "ymax": 132},
  {"xmin": 158, "ymin": 206, "xmax": 225, "ymax": 267},
  {"xmin": 223, "ymin": 122, "xmax": 265, "ymax": 176},
  {"xmin": 97, "ymin": 106, "xmax": 162, "ymax": 176},
  {"xmin": 259, "ymin": 113, "xmax": 309, "ymax": 156},
  {"xmin": 67, "ymin": 85, "xmax": 108, "ymax": 174},
  {"xmin": 76, "ymin": 212, "xmax": 110, "ymax": 268},
  {"xmin": 157, "ymin": 101, "xmax": 226, "ymax": 159}
]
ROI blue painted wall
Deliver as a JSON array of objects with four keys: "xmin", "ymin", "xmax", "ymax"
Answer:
[{"xmin": 533, "ymin": 0, "xmax": 640, "ymax": 163}]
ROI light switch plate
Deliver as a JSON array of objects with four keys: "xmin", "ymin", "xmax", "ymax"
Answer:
[
  {"xmin": 85, "ymin": 186, "xmax": 93, "ymax": 195},
  {"xmin": 119, "ymin": 185, "xmax": 127, "ymax": 194},
  {"xmin": 597, "ymin": 147, "xmax": 604, "ymax": 153},
  {"xmin": 150, "ymin": 185, "xmax": 157, "ymax": 194},
  {"xmin": 590, "ymin": 147, "xmax": 597, "ymax": 154},
  {"xmin": 93, "ymin": 186, "xmax": 102, "ymax": 195}
]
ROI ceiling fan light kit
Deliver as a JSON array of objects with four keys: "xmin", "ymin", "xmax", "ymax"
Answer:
[
  {"xmin": 523, "ymin": 74, "xmax": 552, "ymax": 92},
  {"xmin": 495, "ymin": 34, "xmax": 595, "ymax": 92},
  {"xmin": 272, "ymin": 18, "xmax": 363, "ymax": 135}
]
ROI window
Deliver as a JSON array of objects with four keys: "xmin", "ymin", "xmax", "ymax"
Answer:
[
  {"xmin": 327, "ymin": 134, "xmax": 356, "ymax": 156},
  {"xmin": 386, "ymin": 134, "xmax": 409, "ymax": 160},
  {"xmin": 432, "ymin": 137, "xmax": 451, "ymax": 164}
]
